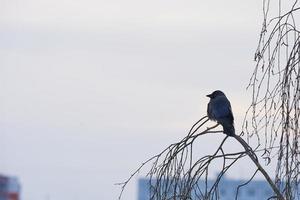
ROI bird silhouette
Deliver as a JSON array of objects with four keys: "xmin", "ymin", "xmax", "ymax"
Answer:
[{"xmin": 206, "ymin": 90, "xmax": 235, "ymax": 136}]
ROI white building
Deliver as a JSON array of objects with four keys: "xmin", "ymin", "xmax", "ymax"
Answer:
[{"xmin": 138, "ymin": 176, "xmax": 276, "ymax": 200}]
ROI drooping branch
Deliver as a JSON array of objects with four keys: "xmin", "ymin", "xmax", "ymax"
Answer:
[
  {"xmin": 234, "ymin": 135, "xmax": 285, "ymax": 200},
  {"xmin": 244, "ymin": 0, "xmax": 300, "ymax": 199},
  {"xmin": 118, "ymin": 117, "xmax": 284, "ymax": 200}
]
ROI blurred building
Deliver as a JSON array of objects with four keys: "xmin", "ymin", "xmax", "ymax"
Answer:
[
  {"xmin": 0, "ymin": 175, "xmax": 20, "ymax": 200},
  {"xmin": 138, "ymin": 177, "xmax": 275, "ymax": 200}
]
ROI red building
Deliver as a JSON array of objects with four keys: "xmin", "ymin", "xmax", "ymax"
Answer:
[{"xmin": 0, "ymin": 175, "xmax": 20, "ymax": 200}]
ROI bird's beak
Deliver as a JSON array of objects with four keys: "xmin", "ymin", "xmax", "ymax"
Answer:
[{"xmin": 206, "ymin": 94, "xmax": 212, "ymax": 98}]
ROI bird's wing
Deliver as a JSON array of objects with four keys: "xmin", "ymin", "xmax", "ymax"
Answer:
[{"xmin": 212, "ymin": 96, "xmax": 234, "ymax": 120}]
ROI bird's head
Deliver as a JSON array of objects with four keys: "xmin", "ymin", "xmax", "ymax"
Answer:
[{"xmin": 206, "ymin": 90, "xmax": 225, "ymax": 99}]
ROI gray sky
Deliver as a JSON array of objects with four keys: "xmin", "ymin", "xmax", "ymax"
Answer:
[{"xmin": 0, "ymin": 1, "xmax": 271, "ymax": 199}]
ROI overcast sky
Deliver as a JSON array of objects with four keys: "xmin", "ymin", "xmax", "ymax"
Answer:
[{"xmin": 0, "ymin": 1, "xmax": 272, "ymax": 199}]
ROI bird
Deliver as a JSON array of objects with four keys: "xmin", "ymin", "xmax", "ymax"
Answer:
[{"xmin": 206, "ymin": 90, "xmax": 235, "ymax": 136}]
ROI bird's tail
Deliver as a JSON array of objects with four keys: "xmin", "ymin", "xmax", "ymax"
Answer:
[{"xmin": 221, "ymin": 123, "xmax": 235, "ymax": 136}]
